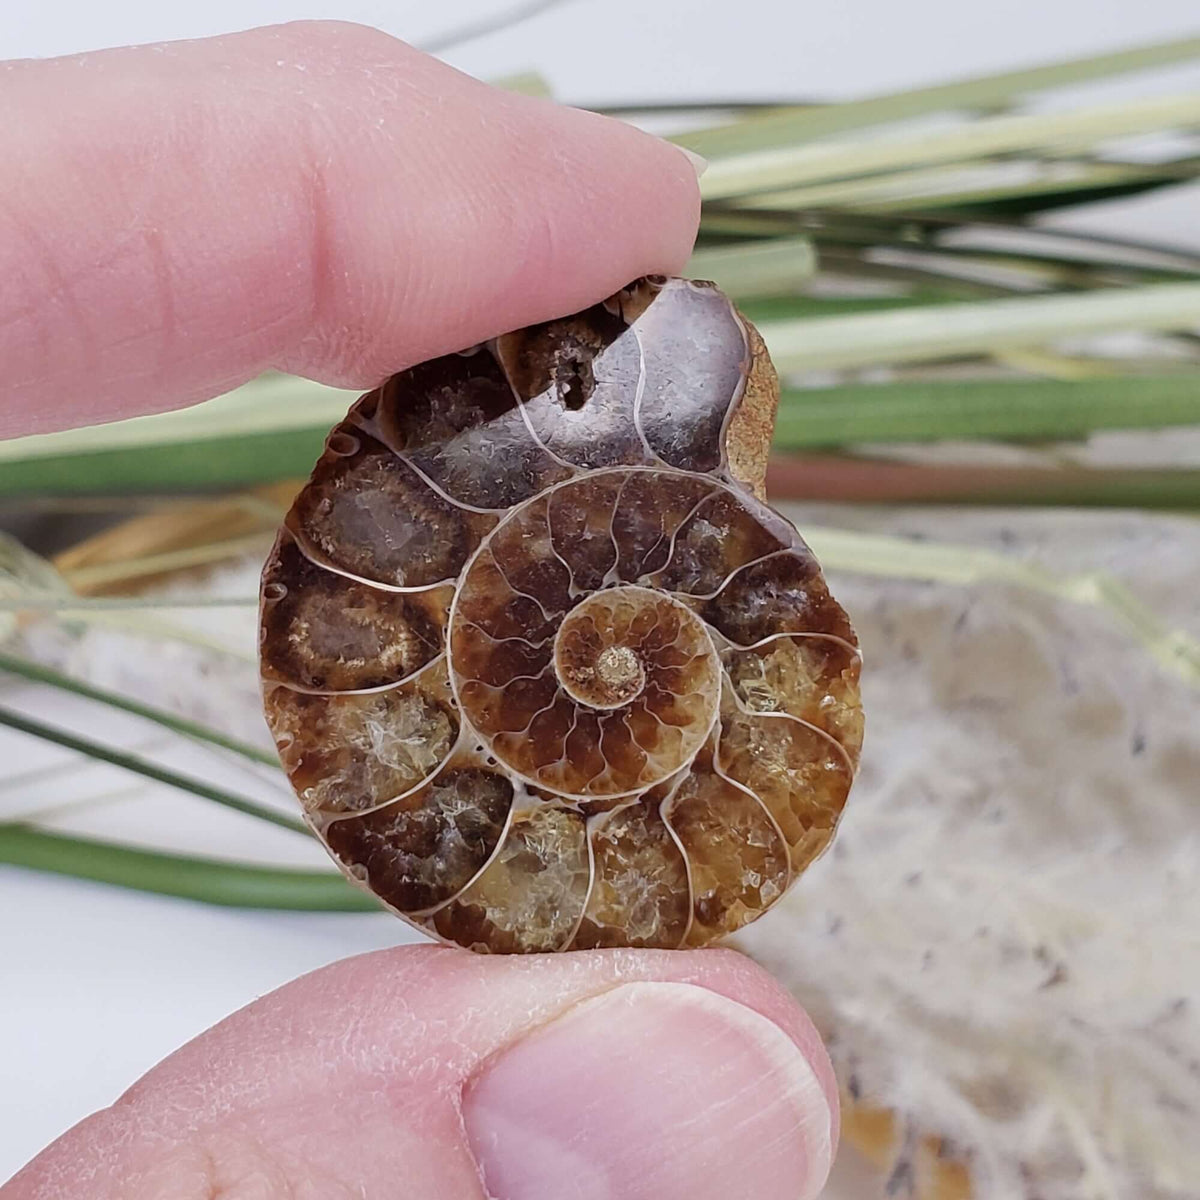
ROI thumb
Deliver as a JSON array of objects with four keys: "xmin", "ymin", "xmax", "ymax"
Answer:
[{"xmin": 5, "ymin": 946, "xmax": 837, "ymax": 1200}]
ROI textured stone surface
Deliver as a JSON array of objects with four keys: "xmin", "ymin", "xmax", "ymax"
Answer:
[
  {"xmin": 574, "ymin": 797, "xmax": 691, "ymax": 949},
  {"xmin": 265, "ymin": 659, "xmax": 459, "ymax": 815},
  {"xmin": 431, "ymin": 805, "xmax": 591, "ymax": 952},
  {"xmin": 288, "ymin": 427, "xmax": 497, "ymax": 588},
  {"xmin": 260, "ymin": 533, "xmax": 449, "ymax": 691},
  {"xmin": 260, "ymin": 276, "xmax": 862, "ymax": 951},
  {"xmin": 718, "ymin": 708, "xmax": 853, "ymax": 872},
  {"xmin": 732, "ymin": 501, "xmax": 1200, "ymax": 1200},
  {"xmin": 725, "ymin": 634, "xmax": 863, "ymax": 749},
  {"xmin": 324, "ymin": 763, "xmax": 513, "ymax": 912},
  {"xmin": 668, "ymin": 742, "xmax": 791, "ymax": 945}
]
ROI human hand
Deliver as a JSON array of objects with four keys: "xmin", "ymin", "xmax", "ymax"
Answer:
[
  {"xmin": 1, "ymin": 22, "xmax": 837, "ymax": 1199},
  {"xmin": 7, "ymin": 946, "xmax": 836, "ymax": 1199}
]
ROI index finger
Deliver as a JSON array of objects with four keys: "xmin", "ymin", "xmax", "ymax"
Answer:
[{"xmin": 0, "ymin": 21, "xmax": 701, "ymax": 437}]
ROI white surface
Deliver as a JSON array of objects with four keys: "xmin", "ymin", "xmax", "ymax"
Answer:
[
  {"xmin": 2, "ymin": 878, "xmax": 413, "ymax": 1161},
  {"xmin": 3, "ymin": 0, "xmax": 1200, "ymax": 1184},
  {"xmin": 3, "ymin": 0, "xmax": 1198, "ymax": 101}
]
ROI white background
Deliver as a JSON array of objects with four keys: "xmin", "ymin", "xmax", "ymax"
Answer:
[{"xmin": 3, "ymin": 0, "xmax": 1200, "ymax": 1183}]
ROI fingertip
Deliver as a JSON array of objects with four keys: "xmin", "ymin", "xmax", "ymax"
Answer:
[
  {"xmin": 247, "ymin": 19, "xmax": 704, "ymax": 382},
  {"xmin": 5, "ymin": 945, "xmax": 836, "ymax": 1200},
  {"xmin": 463, "ymin": 978, "xmax": 834, "ymax": 1200},
  {"xmin": 1, "ymin": 20, "xmax": 703, "ymax": 432},
  {"xmin": 302, "ymin": 86, "xmax": 703, "ymax": 382},
  {"xmin": 317, "ymin": 944, "xmax": 841, "ymax": 1167},
  {"xmin": 684, "ymin": 946, "xmax": 842, "ymax": 1145}
]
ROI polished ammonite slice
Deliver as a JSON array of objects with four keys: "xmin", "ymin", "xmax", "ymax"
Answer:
[{"xmin": 259, "ymin": 276, "xmax": 863, "ymax": 952}]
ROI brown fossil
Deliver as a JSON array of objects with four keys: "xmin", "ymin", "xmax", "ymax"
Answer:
[{"xmin": 260, "ymin": 276, "xmax": 863, "ymax": 952}]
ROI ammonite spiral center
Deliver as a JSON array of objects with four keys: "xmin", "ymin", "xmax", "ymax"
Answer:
[
  {"xmin": 447, "ymin": 492, "xmax": 724, "ymax": 799},
  {"xmin": 552, "ymin": 584, "xmax": 715, "ymax": 714},
  {"xmin": 591, "ymin": 645, "xmax": 642, "ymax": 702}
]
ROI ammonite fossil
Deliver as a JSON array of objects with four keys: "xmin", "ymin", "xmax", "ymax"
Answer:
[{"xmin": 259, "ymin": 276, "xmax": 863, "ymax": 952}]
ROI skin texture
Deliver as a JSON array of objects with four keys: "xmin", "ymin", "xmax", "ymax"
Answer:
[
  {"xmin": 5, "ymin": 947, "xmax": 838, "ymax": 1200},
  {"xmin": 0, "ymin": 22, "xmax": 838, "ymax": 1198},
  {"xmin": 0, "ymin": 20, "xmax": 700, "ymax": 435}
]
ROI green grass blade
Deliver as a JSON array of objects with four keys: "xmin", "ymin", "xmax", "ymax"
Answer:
[
  {"xmin": 774, "ymin": 373, "xmax": 1200, "ymax": 447},
  {"xmin": 0, "ymin": 374, "xmax": 355, "ymax": 460},
  {"xmin": 758, "ymin": 283, "xmax": 1200, "ymax": 372},
  {"xmin": 686, "ymin": 236, "xmax": 817, "ymax": 298},
  {"xmin": 0, "ymin": 825, "xmax": 378, "ymax": 911},
  {"xmin": 703, "ymin": 93, "xmax": 1200, "ymax": 202},
  {"xmin": 861, "ymin": 160, "xmax": 1200, "ymax": 218},
  {"xmin": 0, "ymin": 374, "xmax": 348, "ymax": 496},
  {"xmin": 726, "ymin": 157, "xmax": 1200, "ymax": 217},
  {"xmin": 0, "ymin": 427, "xmax": 328, "ymax": 496},
  {"xmin": 489, "ymin": 70, "xmax": 552, "ymax": 97},
  {"xmin": 874, "ymin": 246, "xmax": 1199, "ymax": 291},
  {"xmin": 594, "ymin": 98, "xmax": 823, "ymax": 116},
  {"xmin": 737, "ymin": 291, "xmax": 977, "ymax": 324},
  {"xmin": 695, "ymin": 210, "xmax": 808, "ymax": 239},
  {"xmin": 0, "ymin": 706, "xmax": 305, "ymax": 834},
  {"xmin": 702, "ymin": 201, "xmax": 1200, "ymax": 280},
  {"xmin": 0, "ymin": 650, "xmax": 279, "ymax": 766},
  {"xmin": 676, "ymin": 35, "xmax": 1200, "ymax": 158}
]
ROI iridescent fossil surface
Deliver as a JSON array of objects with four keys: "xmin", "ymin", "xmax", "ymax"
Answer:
[{"xmin": 260, "ymin": 276, "xmax": 863, "ymax": 952}]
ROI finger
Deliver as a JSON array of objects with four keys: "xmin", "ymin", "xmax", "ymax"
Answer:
[
  {"xmin": 5, "ymin": 946, "xmax": 837, "ymax": 1200},
  {"xmin": 0, "ymin": 21, "xmax": 701, "ymax": 437}
]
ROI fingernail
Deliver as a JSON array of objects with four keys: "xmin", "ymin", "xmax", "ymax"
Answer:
[
  {"xmin": 463, "ymin": 981, "xmax": 832, "ymax": 1200},
  {"xmin": 676, "ymin": 145, "xmax": 708, "ymax": 179}
]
